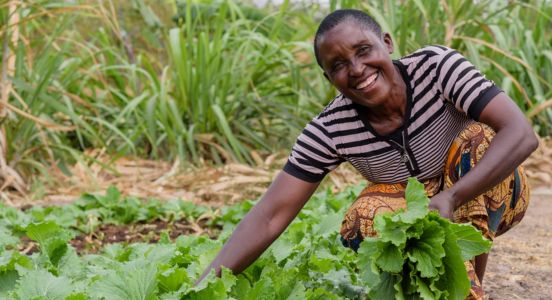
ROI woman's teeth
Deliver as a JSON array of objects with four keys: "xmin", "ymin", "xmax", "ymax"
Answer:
[{"xmin": 356, "ymin": 72, "xmax": 378, "ymax": 89}]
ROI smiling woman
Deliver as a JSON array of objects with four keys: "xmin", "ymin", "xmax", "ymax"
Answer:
[
  {"xmin": 315, "ymin": 16, "xmax": 402, "ymax": 115},
  {"xmin": 197, "ymin": 9, "xmax": 538, "ymax": 300}
]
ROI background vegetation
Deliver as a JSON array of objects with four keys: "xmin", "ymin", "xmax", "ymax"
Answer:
[{"xmin": 1, "ymin": 0, "xmax": 551, "ymax": 189}]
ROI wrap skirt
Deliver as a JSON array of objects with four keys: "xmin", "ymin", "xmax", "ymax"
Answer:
[{"xmin": 340, "ymin": 122, "xmax": 530, "ymax": 300}]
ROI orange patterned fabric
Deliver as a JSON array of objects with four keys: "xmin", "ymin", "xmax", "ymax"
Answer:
[
  {"xmin": 340, "ymin": 123, "xmax": 530, "ymax": 300},
  {"xmin": 340, "ymin": 178, "xmax": 442, "ymax": 241},
  {"xmin": 445, "ymin": 123, "xmax": 530, "ymax": 241}
]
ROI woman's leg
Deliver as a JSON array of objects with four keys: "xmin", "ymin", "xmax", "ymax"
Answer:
[
  {"xmin": 339, "ymin": 179, "xmax": 442, "ymax": 250},
  {"xmin": 339, "ymin": 178, "xmax": 484, "ymax": 299},
  {"xmin": 474, "ymin": 253, "xmax": 488, "ymax": 283},
  {"xmin": 339, "ymin": 182, "xmax": 408, "ymax": 251},
  {"xmin": 444, "ymin": 122, "xmax": 531, "ymax": 287}
]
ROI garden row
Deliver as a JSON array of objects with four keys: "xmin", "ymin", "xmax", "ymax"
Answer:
[
  {"xmin": 0, "ymin": 184, "xmax": 365, "ymax": 299},
  {"xmin": 0, "ymin": 179, "xmax": 491, "ymax": 299}
]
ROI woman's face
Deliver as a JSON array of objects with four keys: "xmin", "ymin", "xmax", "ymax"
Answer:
[{"xmin": 318, "ymin": 20, "xmax": 397, "ymax": 108}]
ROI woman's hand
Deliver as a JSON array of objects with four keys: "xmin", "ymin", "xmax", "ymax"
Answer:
[
  {"xmin": 435, "ymin": 93, "xmax": 538, "ymax": 212},
  {"xmin": 429, "ymin": 190, "xmax": 455, "ymax": 220}
]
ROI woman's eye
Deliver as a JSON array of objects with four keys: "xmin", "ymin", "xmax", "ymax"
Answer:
[
  {"xmin": 358, "ymin": 46, "xmax": 370, "ymax": 55},
  {"xmin": 332, "ymin": 62, "xmax": 344, "ymax": 72}
]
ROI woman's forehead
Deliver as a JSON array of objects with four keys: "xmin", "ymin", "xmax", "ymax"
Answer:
[
  {"xmin": 319, "ymin": 21, "xmax": 380, "ymax": 46},
  {"xmin": 318, "ymin": 23, "xmax": 380, "ymax": 56}
]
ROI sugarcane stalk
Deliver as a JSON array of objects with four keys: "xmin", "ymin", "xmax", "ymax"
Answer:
[{"xmin": 0, "ymin": 0, "xmax": 27, "ymax": 195}]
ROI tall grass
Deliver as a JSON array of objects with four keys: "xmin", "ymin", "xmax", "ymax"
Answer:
[
  {"xmin": 0, "ymin": 0, "xmax": 551, "ymax": 186},
  {"xmin": 0, "ymin": 0, "xmax": 332, "ymax": 178},
  {"xmin": 104, "ymin": 0, "xmax": 332, "ymax": 164},
  {"xmin": 164, "ymin": 0, "xmax": 324, "ymax": 163}
]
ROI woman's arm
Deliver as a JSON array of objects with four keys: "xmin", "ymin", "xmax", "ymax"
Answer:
[
  {"xmin": 196, "ymin": 171, "xmax": 320, "ymax": 284},
  {"xmin": 429, "ymin": 93, "xmax": 538, "ymax": 218}
]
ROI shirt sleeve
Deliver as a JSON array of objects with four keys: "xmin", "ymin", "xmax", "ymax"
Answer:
[
  {"xmin": 435, "ymin": 47, "xmax": 503, "ymax": 120},
  {"xmin": 283, "ymin": 117, "xmax": 344, "ymax": 183}
]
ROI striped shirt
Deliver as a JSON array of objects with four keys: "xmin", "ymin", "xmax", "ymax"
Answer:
[{"xmin": 283, "ymin": 45, "xmax": 502, "ymax": 183}]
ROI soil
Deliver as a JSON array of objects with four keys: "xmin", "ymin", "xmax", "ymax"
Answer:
[
  {"xmin": 20, "ymin": 219, "xmax": 221, "ymax": 255},
  {"xmin": 484, "ymin": 187, "xmax": 552, "ymax": 300}
]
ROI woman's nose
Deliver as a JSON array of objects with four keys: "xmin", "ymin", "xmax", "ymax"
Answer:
[{"xmin": 349, "ymin": 59, "xmax": 364, "ymax": 77}]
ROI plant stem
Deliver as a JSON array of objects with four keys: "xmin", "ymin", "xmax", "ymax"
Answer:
[{"xmin": 0, "ymin": 0, "xmax": 27, "ymax": 195}]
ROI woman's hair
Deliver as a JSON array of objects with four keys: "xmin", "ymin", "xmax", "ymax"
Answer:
[{"xmin": 314, "ymin": 9, "xmax": 382, "ymax": 68}]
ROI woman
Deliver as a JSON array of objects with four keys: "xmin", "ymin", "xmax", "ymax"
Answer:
[{"xmin": 198, "ymin": 9, "xmax": 538, "ymax": 299}]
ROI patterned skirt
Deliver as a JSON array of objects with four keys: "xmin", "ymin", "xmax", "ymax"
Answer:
[{"xmin": 340, "ymin": 122, "xmax": 530, "ymax": 300}]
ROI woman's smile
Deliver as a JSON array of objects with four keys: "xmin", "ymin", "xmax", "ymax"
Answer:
[
  {"xmin": 353, "ymin": 71, "xmax": 379, "ymax": 90},
  {"xmin": 317, "ymin": 20, "xmax": 404, "ymax": 110}
]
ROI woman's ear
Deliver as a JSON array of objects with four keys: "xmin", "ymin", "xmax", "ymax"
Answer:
[{"xmin": 382, "ymin": 32, "xmax": 394, "ymax": 54}]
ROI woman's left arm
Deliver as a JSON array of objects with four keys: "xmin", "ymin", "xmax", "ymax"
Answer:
[{"xmin": 429, "ymin": 93, "xmax": 539, "ymax": 219}]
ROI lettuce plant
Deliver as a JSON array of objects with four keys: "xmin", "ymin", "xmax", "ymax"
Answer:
[{"xmin": 358, "ymin": 178, "xmax": 492, "ymax": 300}]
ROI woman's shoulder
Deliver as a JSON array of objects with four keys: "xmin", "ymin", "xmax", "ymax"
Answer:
[
  {"xmin": 317, "ymin": 94, "xmax": 354, "ymax": 120},
  {"xmin": 400, "ymin": 45, "xmax": 452, "ymax": 59},
  {"xmin": 301, "ymin": 94, "xmax": 358, "ymax": 136},
  {"xmin": 397, "ymin": 45, "xmax": 466, "ymax": 79},
  {"xmin": 398, "ymin": 45, "xmax": 465, "ymax": 66}
]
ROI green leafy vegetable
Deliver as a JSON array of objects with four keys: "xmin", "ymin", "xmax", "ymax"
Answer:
[
  {"xmin": 14, "ymin": 270, "xmax": 73, "ymax": 300},
  {"xmin": 358, "ymin": 178, "xmax": 492, "ymax": 299},
  {"xmin": 0, "ymin": 181, "xmax": 493, "ymax": 299}
]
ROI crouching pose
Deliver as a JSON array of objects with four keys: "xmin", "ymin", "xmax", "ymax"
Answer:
[{"xmin": 198, "ymin": 9, "xmax": 538, "ymax": 299}]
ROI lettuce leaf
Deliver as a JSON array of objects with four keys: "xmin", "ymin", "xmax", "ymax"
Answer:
[
  {"xmin": 358, "ymin": 178, "xmax": 492, "ymax": 299},
  {"xmin": 448, "ymin": 222, "xmax": 492, "ymax": 261}
]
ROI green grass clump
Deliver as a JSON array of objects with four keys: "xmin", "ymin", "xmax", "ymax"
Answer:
[{"xmin": 1, "ymin": 0, "xmax": 551, "ymax": 183}]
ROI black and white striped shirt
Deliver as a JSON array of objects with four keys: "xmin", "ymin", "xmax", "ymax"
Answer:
[{"xmin": 283, "ymin": 45, "xmax": 502, "ymax": 183}]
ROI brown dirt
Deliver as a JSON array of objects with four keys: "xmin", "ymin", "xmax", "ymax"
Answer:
[
  {"xmin": 20, "ymin": 219, "xmax": 221, "ymax": 255},
  {"xmin": 2, "ymin": 149, "xmax": 363, "ymax": 208},
  {"xmin": 484, "ymin": 187, "xmax": 552, "ymax": 300},
  {"xmin": 481, "ymin": 137, "xmax": 552, "ymax": 299}
]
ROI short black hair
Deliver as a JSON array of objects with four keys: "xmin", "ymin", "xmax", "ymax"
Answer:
[{"xmin": 314, "ymin": 9, "xmax": 382, "ymax": 68}]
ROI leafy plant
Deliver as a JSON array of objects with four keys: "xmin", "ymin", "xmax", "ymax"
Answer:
[
  {"xmin": 0, "ymin": 181, "xmax": 498, "ymax": 299},
  {"xmin": 358, "ymin": 178, "xmax": 492, "ymax": 299}
]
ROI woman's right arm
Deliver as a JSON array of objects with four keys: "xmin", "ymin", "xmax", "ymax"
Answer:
[{"xmin": 195, "ymin": 171, "xmax": 320, "ymax": 284}]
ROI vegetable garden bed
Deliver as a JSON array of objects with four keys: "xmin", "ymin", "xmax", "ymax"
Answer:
[{"xmin": 0, "ymin": 180, "xmax": 494, "ymax": 299}]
